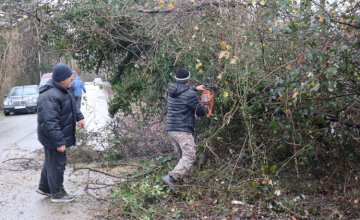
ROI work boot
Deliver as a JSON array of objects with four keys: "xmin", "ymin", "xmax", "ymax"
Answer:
[
  {"xmin": 51, "ymin": 194, "xmax": 76, "ymax": 203},
  {"xmin": 162, "ymin": 174, "xmax": 178, "ymax": 192},
  {"xmin": 36, "ymin": 188, "xmax": 51, "ymax": 197}
]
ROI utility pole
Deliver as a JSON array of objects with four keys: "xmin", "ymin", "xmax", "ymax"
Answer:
[
  {"xmin": 35, "ymin": 21, "xmax": 42, "ymax": 79},
  {"xmin": 38, "ymin": 50, "xmax": 42, "ymax": 78}
]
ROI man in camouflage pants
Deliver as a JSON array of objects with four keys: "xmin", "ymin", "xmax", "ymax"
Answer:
[{"xmin": 162, "ymin": 68, "xmax": 206, "ymax": 192}]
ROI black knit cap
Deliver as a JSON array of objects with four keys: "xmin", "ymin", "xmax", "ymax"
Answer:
[
  {"xmin": 175, "ymin": 68, "xmax": 190, "ymax": 83},
  {"xmin": 52, "ymin": 64, "xmax": 73, "ymax": 82}
]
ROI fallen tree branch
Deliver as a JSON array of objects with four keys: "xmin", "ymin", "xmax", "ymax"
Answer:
[{"xmin": 228, "ymin": 134, "xmax": 248, "ymax": 190}]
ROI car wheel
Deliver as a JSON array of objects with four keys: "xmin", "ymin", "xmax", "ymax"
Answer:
[{"xmin": 4, "ymin": 112, "xmax": 10, "ymax": 116}]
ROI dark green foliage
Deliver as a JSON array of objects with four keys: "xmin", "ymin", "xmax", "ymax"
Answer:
[{"xmin": 35, "ymin": 0, "xmax": 360, "ymax": 217}]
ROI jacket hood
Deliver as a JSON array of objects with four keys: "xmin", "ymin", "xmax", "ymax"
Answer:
[
  {"xmin": 39, "ymin": 79, "xmax": 74, "ymax": 94},
  {"xmin": 168, "ymin": 83, "xmax": 189, "ymax": 98},
  {"xmin": 75, "ymin": 76, "xmax": 81, "ymax": 80}
]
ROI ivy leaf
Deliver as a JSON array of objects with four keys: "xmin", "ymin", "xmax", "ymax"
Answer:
[
  {"xmin": 223, "ymin": 91, "xmax": 229, "ymax": 98},
  {"xmin": 230, "ymin": 57, "xmax": 238, "ymax": 64},
  {"xmin": 262, "ymin": 165, "xmax": 269, "ymax": 174},
  {"xmin": 270, "ymin": 165, "xmax": 277, "ymax": 172},
  {"xmin": 331, "ymin": 68, "xmax": 337, "ymax": 74},
  {"xmin": 262, "ymin": 165, "xmax": 268, "ymax": 171},
  {"xmin": 270, "ymin": 120, "xmax": 277, "ymax": 128},
  {"xmin": 219, "ymin": 51, "xmax": 226, "ymax": 59},
  {"xmin": 168, "ymin": 4, "xmax": 174, "ymax": 10},
  {"xmin": 251, "ymin": 0, "xmax": 256, "ymax": 7},
  {"xmin": 221, "ymin": 41, "xmax": 226, "ymax": 50},
  {"xmin": 260, "ymin": 0, "xmax": 266, "ymax": 5}
]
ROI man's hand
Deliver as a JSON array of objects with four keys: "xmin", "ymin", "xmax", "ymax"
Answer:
[
  {"xmin": 196, "ymin": 85, "xmax": 206, "ymax": 91},
  {"xmin": 78, "ymin": 119, "xmax": 85, "ymax": 130},
  {"xmin": 57, "ymin": 145, "xmax": 66, "ymax": 152}
]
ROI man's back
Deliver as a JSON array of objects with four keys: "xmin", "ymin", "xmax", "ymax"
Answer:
[{"xmin": 166, "ymin": 82, "xmax": 205, "ymax": 133}]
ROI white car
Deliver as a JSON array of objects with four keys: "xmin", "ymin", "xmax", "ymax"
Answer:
[{"xmin": 93, "ymin": 78, "xmax": 102, "ymax": 86}]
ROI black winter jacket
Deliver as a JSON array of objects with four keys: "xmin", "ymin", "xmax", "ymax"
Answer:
[
  {"xmin": 166, "ymin": 83, "xmax": 205, "ymax": 133},
  {"xmin": 37, "ymin": 79, "xmax": 84, "ymax": 149}
]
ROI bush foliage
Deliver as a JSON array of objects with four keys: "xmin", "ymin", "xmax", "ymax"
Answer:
[
  {"xmin": 44, "ymin": 0, "xmax": 360, "ymax": 167},
  {"xmin": 26, "ymin": 0, "xmax": 360, "ymax": 218}
]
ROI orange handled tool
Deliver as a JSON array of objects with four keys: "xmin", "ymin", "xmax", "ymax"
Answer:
[{"xmin": 200, "ymin": 88, "xmax": 214, "ymax": 118}]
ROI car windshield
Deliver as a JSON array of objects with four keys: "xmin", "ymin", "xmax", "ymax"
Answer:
[
  {"xmin": 40, "ymin": 78, "xmax": 51, "ymax": 86},
  {"xmin": 10, "ymin": 87, "xmax": 37, "ymax": 96},
  {"xmin": 94, "ymin": 78, "xmax": 102, "ymax": 81}
]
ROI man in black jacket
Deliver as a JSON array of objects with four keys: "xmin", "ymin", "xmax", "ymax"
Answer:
[
  {"xmin": 36, "ymin": 64, "xmax": 85, "ymax": 203},
  {"xmin": 162, "ymin": 68, "xmax": 206, "ymax": 191}
]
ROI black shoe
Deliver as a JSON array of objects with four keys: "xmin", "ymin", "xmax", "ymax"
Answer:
[
  {"xmin": 51, "ymin": 194, "xmax": 76, "ymax": 203},
  {"xmin": 162, "ymin": 175, "xmax": 178, "ymax": 192},
  {"xmin": 36, "ymin": 189, "xmax": 51, "ymax": 197}
]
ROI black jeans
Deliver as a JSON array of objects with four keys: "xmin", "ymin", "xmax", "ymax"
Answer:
[{"xmin": 39, "ymin": 147, "xmax": 67, "ymax": 197}]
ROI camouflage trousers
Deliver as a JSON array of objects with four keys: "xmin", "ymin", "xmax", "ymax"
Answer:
[{"xmin": 168, "ymin": 131, "xmax": 197, "ymax": 181}]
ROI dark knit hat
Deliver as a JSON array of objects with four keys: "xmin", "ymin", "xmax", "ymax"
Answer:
[
  {"xmin": 175, "ymin": 68, "xmax": 190, "ymax": 83},
  {"xmin": 52, "ymin": 64, "xmax": 73, "ymax": 82}
]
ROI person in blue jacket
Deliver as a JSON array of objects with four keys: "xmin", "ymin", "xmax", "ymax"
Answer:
[{"xmin": 72, "ymin": 73, "xmax": 86, "ymax": 109}]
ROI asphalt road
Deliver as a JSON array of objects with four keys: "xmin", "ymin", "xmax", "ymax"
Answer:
[
  {"xmin": 0, "ymin": 112, "xmax": 39, "ymax": 160},
  {"xmin": 0, "ymin": 83, "xmax": 111, "ymax": 220},
  {"xmin": 0, "ymin": 83, "xmax": 110, "ymax": 159}
]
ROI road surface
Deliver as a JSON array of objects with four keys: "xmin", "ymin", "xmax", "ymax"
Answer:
[{"xmin": 0, "ymin": 83, "xmax": 111, "ymax": 220}]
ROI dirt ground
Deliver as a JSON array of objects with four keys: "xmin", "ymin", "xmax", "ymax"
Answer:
[{"xmin": 0, "ymin": 155, "xmax": 110, "ymax": 220}]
